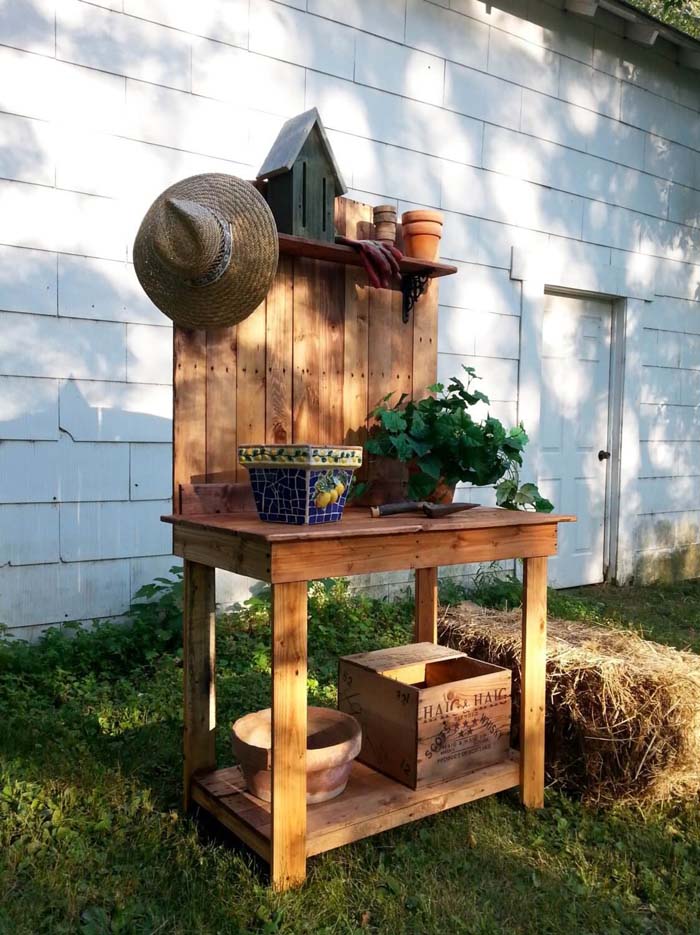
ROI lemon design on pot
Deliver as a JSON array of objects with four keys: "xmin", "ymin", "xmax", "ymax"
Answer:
[{"xmin": 313, "ymin": 472, "xmax": 347, "ymax": 509}]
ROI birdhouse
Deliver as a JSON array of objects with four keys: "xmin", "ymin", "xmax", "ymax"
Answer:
[{"xmin": 256, "ymin": 108, "xmax": 347, "ymax": 243}]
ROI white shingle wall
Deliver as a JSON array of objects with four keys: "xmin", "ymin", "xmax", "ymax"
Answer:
[
  {"xmin": 1, "ymin": 0, "xmax": 699, "ymax": 628},
  {"xmin": 636, "ymin": 294, "xmax": 700, "ymax": 580}
]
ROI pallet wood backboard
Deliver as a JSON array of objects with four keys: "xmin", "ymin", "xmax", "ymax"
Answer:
[{"xmin": 172, "ymin": 197, "xmax": 439, "ymax": 510}]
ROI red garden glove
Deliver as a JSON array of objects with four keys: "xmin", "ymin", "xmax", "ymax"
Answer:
[{"xmin": 336, "ymin": 236, "xmax": 403, "ymax": 289}]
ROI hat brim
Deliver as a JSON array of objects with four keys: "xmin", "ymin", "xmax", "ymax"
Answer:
[{"xmin": 134, "ymin": 173, "xmax": 279, "ymax": 330}]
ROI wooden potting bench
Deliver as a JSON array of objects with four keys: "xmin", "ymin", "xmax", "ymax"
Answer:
[{"xmin": 163, "ymin": 197, "xmax": 574, "ymax": 890}]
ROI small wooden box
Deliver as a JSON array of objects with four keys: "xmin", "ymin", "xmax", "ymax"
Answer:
[{"xmin": 338, "ymin": 643, "xmax": 511, "ymax": 789}]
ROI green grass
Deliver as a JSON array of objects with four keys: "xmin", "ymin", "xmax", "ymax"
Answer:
[{"xmin": 1, "ymin": 574, "xmax": 700, "ymax": 934}]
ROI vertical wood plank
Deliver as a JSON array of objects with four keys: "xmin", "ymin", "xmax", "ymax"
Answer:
[
  {"xmin": 293, "ymin": 259, "xmax": 320, "ymax": 441},
  {"xmin": 236, "ymin": 299, "xmax": 267, "ymax": 480},
  {"xmin": 266, "ymin": 258, "xmax": 294, "ymax": 445},
  {"xmin": 414, "ymin": 566, "xmax": 438, "ymax": 643},
  {"xmin": 318, "ymin": 260, "xmax": 344, "ymax": 444},
  {"xmin": 412, "ymin": 278, "xmax": 438, "ymax": 399},
  {"xmin": 271, "ymin": 580, "xmax": 308, "ymax": 891},
  {"xmin": 367, "ymin": 287, "xmax": 394, "ymax": 412},
  {"xmin": 391, "ymin": 285, "xmax": 413, "ymax": 401},
  {"xmin": 206, "ymin": 326, "xmax": 237, "ymax": 482},
  {"xmin": 520, "ymin": 555, "xmax": 548, "ymax": 808},
  {"xmin": 341, "ymin": 200, "xmax": 372, "ymax": 469},
  {"xmin": 183, "ymin": 560, "xmax": 216, "ymax": 810},
  {"xmin": 174, "ymin": 328, "xmax": 207, "ymax": 511}
]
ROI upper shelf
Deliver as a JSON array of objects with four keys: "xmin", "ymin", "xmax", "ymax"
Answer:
[{"xmin": 278, "ymin": 233, "xmax": 458, "ymax": 279}]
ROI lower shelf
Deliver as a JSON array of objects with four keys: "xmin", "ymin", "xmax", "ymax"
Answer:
[{"xmin": 191, "ymin": 752, "xmax": 520, "ymax": 862}]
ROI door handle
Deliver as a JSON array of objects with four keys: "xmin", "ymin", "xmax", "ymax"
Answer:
[{"xmin": 598, "ymin": 449, "xmax": 611, "ymax": 461}]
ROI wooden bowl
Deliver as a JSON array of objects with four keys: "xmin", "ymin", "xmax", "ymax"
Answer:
[{"xmin": 231, "ymin": 707, "xmax": 362, "ymax": 804}]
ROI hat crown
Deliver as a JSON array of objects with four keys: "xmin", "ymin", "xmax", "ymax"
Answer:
[{"xmin": 152, "ymin": 198, "xmax": 223, "ymax": 280}]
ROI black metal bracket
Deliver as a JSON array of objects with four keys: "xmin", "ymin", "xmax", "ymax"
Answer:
[{"xmin": 401, "ymin": 272, "xmax": 430, "ymax": 323}]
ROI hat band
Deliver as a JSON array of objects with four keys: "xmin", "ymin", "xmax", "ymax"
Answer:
[{"xmin": 185, "ymin": 210, "xmax": 233, "ymax": 288}]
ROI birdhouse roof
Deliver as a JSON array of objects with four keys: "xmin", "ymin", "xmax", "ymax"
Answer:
[{"xmin": 256, "ymin": 108, "xmax": 347, "ymax": 194}]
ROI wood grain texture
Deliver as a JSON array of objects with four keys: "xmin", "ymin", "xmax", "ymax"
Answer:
[
  {"xmin": 179, "ymin": 483, "xmax": 256, "ymax": 516},
  {"xmin": 318, "ymin": 260, "xmax": 344, "ymax": 444},
  {"xmin": 183, "ymin": 561, "xmax": 216, "ymax": 810},
  {"xmin": 174, "ymin": 196, "xmax": 456, "ymax": 509},
  {"xmin": 412, "ymin": 278, "xmax": 438, "ymax": 397},
  {"xmin": 270, "ymin": 525, "xmax": 559, "ymax": 582},
  {"xmin": 266, "ymin": 257, "xmax": 293, "ymax": 445},
  {"xmin": 271, "ymin": 580, "xmax": 308, "ymax": 890},
  {"xmin": 236, "ymin": 299, "xmax": 267, "ymax": 481},
  {"xmin": 192, "ymin": 772, "xmax": 271, "ymax": 862},
  {"xmin": 415, "ymin": 566, "xmax": 438, "ymax": 642},
  {"xmin": 206, "ymin": 326, "xmax": 237, "ymax": 481},
  {"xmin": 277, "ymin": 233, "xmax": 456, "ymax": 277},
  {"xmin": 173, "ymin": 525, "xmax": 271, "ymax": 581},
  {"xmin": 173, "ymin": 329, "xmax": 207, "ymax": 510},
  {"xmin": 163, "ymin": 507, "xmax": 572, "ymax": 541},
  {"xmin": 189, "ymin": 755, "xmax": 519, "ymax": 860},
  {"xmin": 520, "ymin": 556, "xmax": 548, "ymax": 808},
  {"xmin": 292, "ymin": 258, "xmax": 320, "ymax": 441}
]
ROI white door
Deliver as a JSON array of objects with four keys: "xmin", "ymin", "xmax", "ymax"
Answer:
[{"xmin": 537, "ymin": 293, "xmax": 612, "ymax": 588}]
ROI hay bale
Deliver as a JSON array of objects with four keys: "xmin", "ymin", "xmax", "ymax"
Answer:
[{"xmin": 440, "ymin": 602, "xmax": 700, "ymax": 806}]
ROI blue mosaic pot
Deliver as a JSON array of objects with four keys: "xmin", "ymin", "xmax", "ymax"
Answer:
[{"xmin": 239, "ymin": 445, "xmax": 363, "ymax": 525}]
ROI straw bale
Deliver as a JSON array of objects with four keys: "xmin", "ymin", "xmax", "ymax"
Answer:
[{"xmin": 440, "ymin": 602, "xmax": 700, "ymax": 805}]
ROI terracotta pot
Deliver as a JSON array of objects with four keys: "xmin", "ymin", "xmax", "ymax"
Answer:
[
  {"xmin": 373, "ymin": 204, "xmax": 397, "ymax": 245},
  {"xmin": 401, "ymin": 210, "xmax": 443, "ymax": 261},
  {"xmin": 352, "ymin": 454, "xmax": 410, "ymax": 507},
  {"xmin": 407, "ymin": 461, "xmax": 455, "ymax": 504},
  {"xmin": 401, "ymin": 209, "xmax": 443, "ymax": 224},
  {"xmin": 353, "ymin": 455, "xmax": 455, "ymax": 506},
  {"xmin": 231, "ymin": 706, "xmax": 362, "ymax": 804}
]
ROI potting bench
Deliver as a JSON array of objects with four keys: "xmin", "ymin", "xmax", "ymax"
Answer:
[{"xmin": 163, "ymin": 196, "xmax": 574, "ymax": 890}]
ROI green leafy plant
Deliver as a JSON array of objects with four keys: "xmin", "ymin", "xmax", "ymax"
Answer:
[{"xmin": 365, "ymin": 366, "xmax": 553, "ymax": 511}]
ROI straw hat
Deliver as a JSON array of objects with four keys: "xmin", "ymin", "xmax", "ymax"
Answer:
[{"xmin": 134, "ymin": 173, "xmax": 278, "ymax": 330}]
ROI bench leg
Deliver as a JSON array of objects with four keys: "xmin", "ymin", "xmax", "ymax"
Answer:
[
  {"xmin": 414, "ymin": 567, "xmax": 438, "ymax": 643},
  {"xmin": 183, "ymin": 560, "xmax": 216, "ymax": 810},
  {"xmin": 520, "ymin": 556, "xmax": 547, "ymax": 808},
  {"xmin": 271, "ymin": 580, "xmax": 308, "ymax": 890}
]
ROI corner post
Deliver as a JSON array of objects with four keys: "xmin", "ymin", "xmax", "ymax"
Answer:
[
  {"xmin": 414, "ymin": 567, "xmax": 438, "ymax": 642},
  {"xmin": 520, "ymin": 555, "xmax": 548, "ymax": 808},
  {"xmin": 183, "ymin": 560, "xmax": 217, "ymax": 810},
  {"xmin": 271, "ymin": 580, "xmax": 308, "ymax": 890}
]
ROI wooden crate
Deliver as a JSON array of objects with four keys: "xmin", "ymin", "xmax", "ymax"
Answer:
[{"xmin": 338, "ymin": 643, "xmax": 511, "ymax": 789}]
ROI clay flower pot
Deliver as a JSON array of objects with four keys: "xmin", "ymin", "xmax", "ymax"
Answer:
[
  {"xmin": 231, "ymin": 706, "xmax": 362, "ymax": 804},
  {"xmin": 401, "ymin": 209, "xmax": 443, "ymax": 261},
  {"xmin": 373, "ymin": 204, "xmax": 397, "ymax": 244}
]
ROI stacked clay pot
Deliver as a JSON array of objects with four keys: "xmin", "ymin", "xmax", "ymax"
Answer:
[
  {"xmin": 401, "ymin": 209, "xmax": 443, "ymax": 260},
  {"xmin": 373, "ymin": 204, "xmax": 397, "ymax": 244}
]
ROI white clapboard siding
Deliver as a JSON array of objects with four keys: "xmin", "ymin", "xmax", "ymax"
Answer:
[
  {"xmin": 130, "ymin": 554, "xmax": 181, "ymax": 599},
  {"xmin": 58, "ymin": 255, "xmax": 164, "ymax": 325},
  {"xmin": 0, "ymin": 245, "xmax": 57, "ymax": 316},
  {"xmin": 640, "ymin": 441, "xmax": 700, "ymax": 478},
  {"xmin": 130, "ymin": 443, "xmax": 172, "ymax": 501},
  {"xmin": 0, "ymin": 376, "xmax": 58, "ymax": 440},
  {"xmin": 60, "ymin": 499, "xmax": 173, "ymax": 561},
  {"xmin": 1, "ymin": 0, "xmax": 700, "ymax": 629},
  {"xmin": 437, "ymin": 354, "xmax": 519, "ymax": 402},
  {"xmin": 0, "ymin": 503, "xmax": 59, "ymax": 565},
  {"xmin": 126, "ymin": 324, "xmax": 173, "ymax": 385},
  {"xmin": 59, "ymin": 379, "xmax": 172, "ymax": 442},
  {"xmin": 123, "ymin": 0, "xmax": 249, "ymax": 47},
  {"xmin": 0, "ymin": 559, "xmax": 132, "ymax": 628},
  {"xmin": 0, "ymin": 313, "xmax": 127, "ymax": 380}
]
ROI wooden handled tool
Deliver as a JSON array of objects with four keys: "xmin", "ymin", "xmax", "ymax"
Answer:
[{"xmin": 370, "ymin": 501, "xmax": 479, "ymax": 518}]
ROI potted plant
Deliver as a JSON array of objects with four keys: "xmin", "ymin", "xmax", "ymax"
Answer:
[{"xmin": 362, "ymin": 366, "xmax": 553, "ymax": 512}]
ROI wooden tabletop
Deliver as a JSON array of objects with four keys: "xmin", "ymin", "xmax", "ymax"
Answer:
[{"xmin": 162, "ymin": 506, "xmax": 575, "ymax": 543}]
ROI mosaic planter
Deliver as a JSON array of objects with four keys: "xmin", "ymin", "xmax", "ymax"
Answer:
[{"xmin": 238, "ymin": 445, "xmax": 363, "ymax": 525}]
